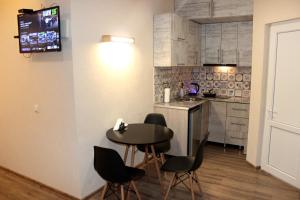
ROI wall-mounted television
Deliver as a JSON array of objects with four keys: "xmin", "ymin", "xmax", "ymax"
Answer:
[{"xmin": 17, "ymin": 6, "xmax": 61, "ymax": 53}]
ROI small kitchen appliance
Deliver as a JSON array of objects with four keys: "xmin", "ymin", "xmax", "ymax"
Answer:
[{"xmin": 188, "ymin": 83, "xmax": 200, "ymax": 96}]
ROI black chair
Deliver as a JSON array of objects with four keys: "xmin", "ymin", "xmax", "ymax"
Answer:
[
  {"xmin": 137, "ymin": 113, "xmax": 170, "ymax": 164},
  {"xmin": 94, "ymin": 146, "xmax": 145, "ymax": 200},
  {"xmin": 160, "ymin": 138, "xmax": 207, "ymax": 200}
]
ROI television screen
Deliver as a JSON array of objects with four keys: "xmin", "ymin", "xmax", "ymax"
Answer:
[{"xmin": 17, "ymin": 6, "xmax": 61, "ymax": 53}]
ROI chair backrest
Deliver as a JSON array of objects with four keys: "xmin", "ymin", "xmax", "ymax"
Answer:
[
  {"xmin": 191, "ymin": 138, "xmax": 207, "ymax": 171},
  {"xmin": 94, "ymin": 146, "xmax": 127, "ymax": 183},
  {"xmin": 144, "ymin": 113, "xmax": 167, "ymax": 127}
]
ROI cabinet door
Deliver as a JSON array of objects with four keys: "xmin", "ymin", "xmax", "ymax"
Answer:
[
  {"xmin": 154, "ymin": 14, "xmax": 172, "ymax": 67},
  {"xmin": 225, "ymin": 117, "xmax": 249, "ymax": 146},
  {"xmin": 172, "ymin": 14, "xmax": 187, "ymax": 40},
  {"xmin": 205, "ymin": 24, "xmax": 221, "ymax": 64},
  {"xmin": 186, "ymin": 21, "xmax": 200, "ymax": 66},
  {"xmin": 221, "ymin": 23, "xmax": 238, "ymax": 64},
  {"xmin": 208, "ymin": 101, "xmax": 227, "ymax": 143},
  {"xmin": 175, "ymin": 0, "xmax": 212, "ymax": 19},
  {"xmin": 238, "ymin": 21, "xmax": 253, "ymax": 67},
  {"xmin": 154, "ymin": 107, "xmax": 189, "ymax": 156},
  {"xmin": 172, "ymin": 39, "xmax": 187, "ymax": 66},
  {"xmin": 212, "ymin": 0, "xmax": 236, "ymax": 18},
  {"xmin": 213, "ymin": 0, "xmax": 253, "ymax": 18},
  {"xmin": 227, "ymin": 103, "xmax": 250, "ymax": 118},
  {"xmin": 235, "ymin": 0, "xmax": 253, "ymax": 16}
]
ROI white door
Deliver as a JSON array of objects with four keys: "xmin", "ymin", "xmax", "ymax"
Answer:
[{"xmin": 261, "ymin": 19, "xmax": 300, "ymax": 189}]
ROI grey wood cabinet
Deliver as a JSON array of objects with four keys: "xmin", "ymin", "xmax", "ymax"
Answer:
[
  {"xmin": 201, "ymin": 21, "xmax": 252, "ymax": 67},
  {"xmin": 175, "ymin": 0, "xmax": 212, "ymax": 20},
  {"xmin": 237, "ymin": 21, "xmax": 253, "ymax": 67},
  {"xmin": 208, "ymin": 101, "xmax": 227, "ymax": 143},
  {"xmin": 208, "ymin": 101, "xmax": 249, "ymax": 154},
  {"xmin": 204, "ymin": 23, "xmax": 221, "ymax": 64},
  {"xmin": 154, "ymin": 13, "xmax": 200, "ymax": 67},
  {"xmin": 154, "ymin": 107, "xmax": 189, "ymax": 156},
  {"xmin": 154, "ymin": 102, "xmax": 209, "ymax": 156},
  {"xmin": 175, "ymin": 0, "xmax": 253, "ymax": 22}
]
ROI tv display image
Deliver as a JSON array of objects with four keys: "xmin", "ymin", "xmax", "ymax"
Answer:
[{"xmin": 17, "ymin": 6, "xmax": 61, "ymax": 53}]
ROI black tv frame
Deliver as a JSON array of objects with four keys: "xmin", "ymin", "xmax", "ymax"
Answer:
[{"xmin": 17, "ymin": 6, "xmax": 62, "ymax": 53}]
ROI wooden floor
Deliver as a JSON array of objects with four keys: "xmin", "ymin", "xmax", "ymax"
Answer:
[{"xmin": 0, "ymin": 143, "xmax": 299, "ymax": 200}]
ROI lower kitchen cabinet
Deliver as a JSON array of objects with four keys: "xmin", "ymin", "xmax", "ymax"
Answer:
[
  {"xmin": 225, "ymin": 117, "xmax": 249, "ymax": 146},
  {"xmin": 154, "ymin": 107, "xmax": 188, "ymax": 156},
  {"xmin": 208, "ymin": 101, "xmax": 226, "ymax": 143},
  {"xmin": 208, "ymin": 101, "xmax": 250, "ymax": 153},
  {"xmin": 154, "ymin": 101, "xmax": 209, "ymax": 156}
]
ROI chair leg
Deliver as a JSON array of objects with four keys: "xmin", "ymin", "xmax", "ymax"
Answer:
[
  {"xmin": 189, "ymin": 173, "xmax": 195, "ymax": 200},
  {"xmin": 131, "ymin": 181, "xmax": 142, "ymax": 200},
  {"xmin": 100, "ymin": 183, "xmax": 107, "ymax": 200},
  {"xmin": 164, "ymin": 173, "xmax": 176, "ymax": 200},
  {"xmin": 124, "ymin": 145, "xmax": 129, "ymax": 164},
  {"xmin": 150, "ymin": 145, "xmax": 162, "ymax": 183},
  {"xmin": 121, "ymin": 185, "xmax": 125, "ymax": 200},
  {"xmin": 143, "ymin": 146, "xmax": 149, "ymax": 166},
  {"xmin": 131, "ymin": 145, "xmax": 136, "ymax": 167},
  {"xmin": 126, "ymin": 182, "xmax": 131, "ymax": 200},
  {"xmin": 160, "ymin": 153, "xmax": 165, "ymax": 164},
  {"xmin": 194, "ymin": 172, "xmax": 203, "ymax": 195}
]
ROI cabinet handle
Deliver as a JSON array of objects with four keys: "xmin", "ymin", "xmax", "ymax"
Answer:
[
  {"xmin": 221, "ymin": 49, "xmax": 223, "ymax": 63},
  {"xmin": 217, "ymin": 49, "xmax": 220, "ymax": 63},
  {"xmin": 177, "ymin": 63, "xmax": 185, "ymax": 66},
  {"xmin": 231, "ymin": 122, "xmax": 246, "ymax": 126},
  {"xmin": 230, "ymin": 136, "xmax": 246, "ymax": 140},
  {"xmin": 177, "ymin": 37, "xmax": 185, "ymax": 41},
  {"xmin": 232, "ymin": 108, "xmax": 248, "ymax": 111},
  {"xmin": 236, "ymin": 49, "xmax": 239, "ymax": 66},
  {"xmin": 210, "ymin": 0, "xmax": 214, "ymax": 18}
]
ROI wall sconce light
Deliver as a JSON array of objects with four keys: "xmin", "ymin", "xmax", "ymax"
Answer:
[{"xmin": 101, "ymin": 35, "xmax": 135, "ymax": 44}]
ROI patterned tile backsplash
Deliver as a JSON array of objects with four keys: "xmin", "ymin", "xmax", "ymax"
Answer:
[{"xmin": 154, "ymin": 66, "xmax": 251, "ymax": 103}]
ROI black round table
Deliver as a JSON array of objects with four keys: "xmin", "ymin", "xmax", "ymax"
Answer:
[{"xmin": 106, "ymin": 123, "xmax": 174, "ymax": 183}]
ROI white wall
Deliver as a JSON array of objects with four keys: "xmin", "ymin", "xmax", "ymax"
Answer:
[
  {"xmin": 0, "ymin": 0, "xmax": 81, "ymax": 198},
  {"xmin": 247, "ymin": 0, "xmax": 300, "ymax": 166},
  {"xmin": 70, "ymin": 0, "xmax": 173, "ymax": 197},
  {"xmin": 0, "ymin": 0, "xmax": 172, "ymax": 198}
]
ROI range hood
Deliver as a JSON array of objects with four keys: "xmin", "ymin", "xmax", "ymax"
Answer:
[{"xmin": 203, "ymin": 63, "xmax": 237, "ymax": 67}]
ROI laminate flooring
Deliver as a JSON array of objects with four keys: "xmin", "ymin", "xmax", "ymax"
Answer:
[{"xmin": 0, "ymin": 143, "xmax": 299, "ymax": 200}]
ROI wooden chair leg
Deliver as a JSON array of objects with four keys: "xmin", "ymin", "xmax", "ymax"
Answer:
[
  {"xmin": 150, "ymin": 145, "xmax": 162, "ymax": 183},
  {"xmin": 189, "ymin": 173, "xmax": 195, "ymax": 200},
  {"xmin": 164, "ymin": 173, "xmax": 176, "ymax": 200},
  {"xmin": 126, "ymin": 182, "xmax": 131, "ymax": 200},
  {"xmin": 194, "ymin": 172, "xmax": 203, "ymax": 195},
  {"xmin": 121, "ymin": 185, "xmax": 125, "ymax": 200},
  {"xmin": 160, "ymin": 153, "xmax": 166, "ymax": 164},
  {"xmin": 124, "ymin": 145, "xmax": 129, "ymax": 164},
  {"xmin": 131, "ymin": 181, "xmax": 142, "ymax": 200},
  {"xmin": 131, "ymin": 145, "xmax": 136, "ymax": 167},
  {"xmin": 143, "ymin": 146, "xmax": 149, "ymax": 166},
  {"xmin": 100, "ymin": 183, "xmax": 107, "ymax": 200}
]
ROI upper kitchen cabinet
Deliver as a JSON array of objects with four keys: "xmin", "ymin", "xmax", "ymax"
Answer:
[
  {"xmin": 202, "ymin": 21, "xmax": 252, "ymax": 67},
  {"xmin": 204, "ymin": 23, "xmax": 221, "ymax": 64},
  {"xmin": 175, "ymin": 0, "xmax": 253, "ymax": 23},
  {"xmin": 154, "ymin": 13, "xmax": 200, "ymax": 67},
  {"xmin": 237, "ymin": 21, "xmax": 253, "ymax": 67},
  {"xmin": 204, "ymin": 23, "xmax": 238, "ymax": 65},
  {"xmin": 175, "ymin": 0, "xmax": 212, "ymax": 20},
  {"xmin": 221, "ymin": 22, "xmax": 238, "ymax": 64}
]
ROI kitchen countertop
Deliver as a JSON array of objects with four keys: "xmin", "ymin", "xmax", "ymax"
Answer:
[
  {"xmin": 154, "ymin": 99, "xmax": 208, "ymax": 110},
  {"xmin": 154, "ymin": 96, "xmax": 250, "ymax": 110},
  {"xmin": 201, "ymin": 96, "xmax": 250, "ymax": 104}
]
